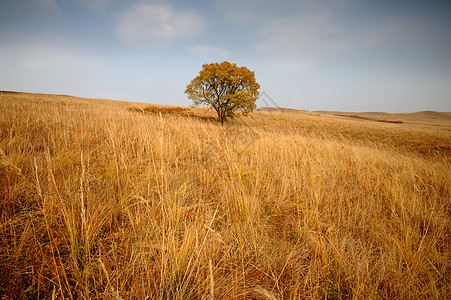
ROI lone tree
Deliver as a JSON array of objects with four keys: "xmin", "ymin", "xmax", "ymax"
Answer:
[{"xmin": 185, "ymin": 61, "xmax": 260, "ymax": 124}]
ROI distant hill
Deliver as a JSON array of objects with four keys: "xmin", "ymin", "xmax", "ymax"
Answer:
[
  {"xmin": 2, "ymin": 90, "xmax": 450, "ymax": 129},
  {"xmin": 257, "ymin": 107, "xmax": 305, "ymax": 113}
]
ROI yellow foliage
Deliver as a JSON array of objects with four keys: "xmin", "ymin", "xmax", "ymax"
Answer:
[{"xmin": 185, "ymin": 61, "xmax": 260, "ymax": 124}]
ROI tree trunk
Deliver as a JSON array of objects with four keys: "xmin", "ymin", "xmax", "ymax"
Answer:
[{"xmin": 217, "ymin": 110, "xmax": 226, "ymax": 125}]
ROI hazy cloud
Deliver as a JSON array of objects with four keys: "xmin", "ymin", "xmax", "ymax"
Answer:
[
  {"xmin": 213, "ymin": 0, "xmax": 275, "ymax": 24},
  {"xmin": 40, "ymin": 0, "xmax": 61, "ymax": 12},
  {"xmin": 186, "ymin": 45, "xmax": 231, "ymax": 59},
  {"xmin": 213, "ymin": 0, "xmax": 351, "ymax": 24},
  {"xmin": 255, "ymin": 13, "xmax": 344, "ymax": 71},
  {"xmin": 0, "ymin": 0, "xmax": 62, "ymax": 14},
  {"xmin": 3, "ymin": 36, "xmax": 98, "ymax": 71},
  {"xmin": 0, "ymin": 34, "xmax": 101, "ymax": 95},
  {"xmin": 212, "ymin": 0, "xmax": 350, "ymax": 71},
  {"xmin": 19, "ymin": 50, "xmax": 94, "ymax": 71},
  {"xmin": 72, "ymin": 0, "xmax": 113, "ymax": 11},
  {"xmin": 117, "ymin": 4, "xmax": 205, "ymax": 49}
]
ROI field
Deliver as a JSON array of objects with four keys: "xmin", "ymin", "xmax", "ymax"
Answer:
[{"xmin": 0, "ymin": 91, "xmax": 450, "ymax": 299}]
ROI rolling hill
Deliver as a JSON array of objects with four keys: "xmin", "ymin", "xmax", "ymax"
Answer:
[{"xmin": 1, "ymin": 91, "xmax": 450, "ymax": 299}]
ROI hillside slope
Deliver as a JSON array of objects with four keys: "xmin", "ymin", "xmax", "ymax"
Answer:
[{"xmin": 1, "ymin": 92, "xmax": 450, "ymax": 299}]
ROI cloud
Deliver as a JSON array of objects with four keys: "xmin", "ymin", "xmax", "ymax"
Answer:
[
  {"xmin": 0, "ymin": 34, "xmax": 102, "ymax": 96},
  {"xmin": 20, "ymin": 58, "xmax": 50, "ymax": 70},
  {"xmin": 254, "ymin": 13, "xmax": 345, "ymax": 72},
  {"xmin": 265, "ymin": 58, "xmax": 312, "ymax": 73},
  {"xmin": 186, "ymin": 45, "xmax": 231, "ymax": 59},
  {"xmin": 212, "ymin": 0, "xmax": 352, "ymax": 72},
  {"xmin": 1, "ymin": 0, "xmax": 62, "ymax": 14},
  {"xmin": 19, "ymin": 51, "xmax": 94, "ymax": 71},
  {"xmin": 37, "ymin": 0, "xmax": 61, "ymax": 12},
  {"xmin": 9, "ymin": 37, "xmax": 98, "ymax": 71},
  {"xmin": 71, "ymin": 0, "xmax": 112, "ymax": 11},
  {"xmin": 213, "ymin": 0, "xmax": 274, "ymax": 24},
  {"xmin": 213, "ymin": 0, "xmax": 351, "ymax": 24},
  {"xmin": 117, "ymin": 4, "xmax": 205, "ymax": 49},
  {"xmin": 260, "ymin": 13, "xmax": 343, "ymax": 50}
]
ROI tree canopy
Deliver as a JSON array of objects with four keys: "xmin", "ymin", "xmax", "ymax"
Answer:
[{"xmin": 185, "ymin": 61, "xmax": 260, "ymax": 124}]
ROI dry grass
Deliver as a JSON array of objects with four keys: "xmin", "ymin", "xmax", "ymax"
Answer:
[
  {"xmin": 0, "ymin": 91, "xmax": 450, "ymax": 299},
  {"xmin": 128, "ymin": 104, "xmax": 218, "ymax": 122}
]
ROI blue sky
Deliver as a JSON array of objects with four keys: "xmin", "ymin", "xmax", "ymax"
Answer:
[{"xmin": 1, "ymin": 0, "xmax": 450, "ymax": 112}]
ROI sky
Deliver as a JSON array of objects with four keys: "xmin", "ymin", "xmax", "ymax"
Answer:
[{"xmin": 1, "ymin": 0, "xmax": 450, "ymax": 112}]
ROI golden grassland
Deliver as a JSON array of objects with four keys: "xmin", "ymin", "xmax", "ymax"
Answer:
[{"xmin": 0, "ymin": 91, "xmax": 450, "ymax": 299}]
